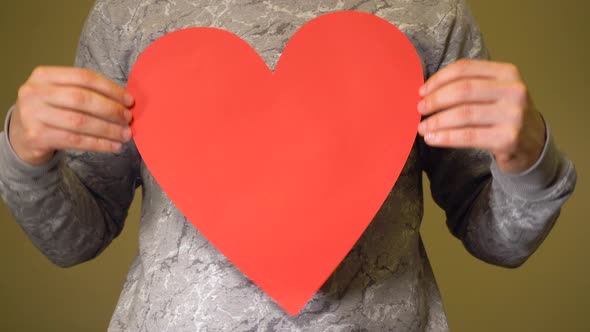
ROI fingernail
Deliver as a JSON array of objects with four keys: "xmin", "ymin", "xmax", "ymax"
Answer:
[
  {"xmin": 112, "ymin": 142, "xmax": 122, "ymax": 152},
  {"xmin": 419, "ymin": 85, "xmax": 427, "ymax": 96},
  {"xmin": 417, "ymin": 100, "xmax": 426, "ymax": 114},
  {"xmin": 418, "ymin": 122, "xmax": 426, "ymax": 133},
  {"xmin": 122, "ymin": 127, "xmax": 132, "ymax": 141},
  {"xmin": 425, "ymin": 132, "xmax": 437, "ymax": 143},
  {"xmin": 124, "ymin": 110, "xmax": 133, "ymax": 123},
  {"xmin": 124, "ymin": 93, "xmax": 135, "ymax": 106}
]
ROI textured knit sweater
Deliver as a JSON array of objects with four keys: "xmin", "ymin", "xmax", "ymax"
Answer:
[{"xmin": 0, "ymin": 0, "xmax": 577, "ymax": 331}]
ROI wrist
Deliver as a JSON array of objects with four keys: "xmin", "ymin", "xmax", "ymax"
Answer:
[
  {"xmin": 496, "ymin": 111, "xmax": 546, "ymax": 174},
  {"xmin": 7, "ymin": 108, "xmax": 54, "ymax": 165},
  {"xmin": 490, "ymin": 122, "xmax": 561, "ymax": 200}
]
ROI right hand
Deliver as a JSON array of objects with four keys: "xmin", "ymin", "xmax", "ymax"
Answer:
[{"xmin": 9, "ymin": 66, "xmax": 135, "ymax": 165}]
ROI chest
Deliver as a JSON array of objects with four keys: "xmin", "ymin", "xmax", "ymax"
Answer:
[{"xmin": 122, "ymin": 0, "xmax": 452, "ymax": 74}]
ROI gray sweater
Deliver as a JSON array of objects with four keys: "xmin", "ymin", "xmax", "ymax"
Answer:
[{"xmin": 0, "ymin": 0, "xmax": 577, "ymax": 331}]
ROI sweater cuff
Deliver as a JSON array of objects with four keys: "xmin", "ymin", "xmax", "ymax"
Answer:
[
  {"xmin": 0, "ymin": 106, "xmax": 63, "ymax": 185},
  {"xmin": 490, "ymin": 121, "xmax": 561, "ymax": 200}
]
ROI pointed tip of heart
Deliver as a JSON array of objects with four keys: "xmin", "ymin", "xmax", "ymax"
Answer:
[{"xmin": 280, "ymin": 300, "xmax": 309, "ymax": 316}]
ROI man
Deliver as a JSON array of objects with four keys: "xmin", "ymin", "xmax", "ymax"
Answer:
[{"xmin": 0, "ymin": 0, "xmax": 576, "ymax": 331}]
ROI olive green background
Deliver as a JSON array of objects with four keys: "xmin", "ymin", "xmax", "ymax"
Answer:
[{"xmin": 0, "ymin": 1, "xmax": 587, "ymax": 331}]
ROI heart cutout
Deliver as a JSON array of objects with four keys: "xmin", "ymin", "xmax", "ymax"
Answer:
[{"xmin": 127, "ymin": 11, "xmax": 422, "ymax": 315}]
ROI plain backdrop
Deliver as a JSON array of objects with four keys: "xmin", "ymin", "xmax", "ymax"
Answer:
[{"xmin": 0, "ymin": 1, "xmax": 587, "ymax": 331}]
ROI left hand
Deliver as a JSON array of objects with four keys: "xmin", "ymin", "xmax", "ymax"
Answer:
[{"xmin": 417, "ymin": 59, "xmax": 546, "ymax": 174}]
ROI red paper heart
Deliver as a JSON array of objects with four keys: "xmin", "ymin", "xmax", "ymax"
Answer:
[{"xmin": 127, "ymin": 11, "xmax": 422, "ymax": 315}]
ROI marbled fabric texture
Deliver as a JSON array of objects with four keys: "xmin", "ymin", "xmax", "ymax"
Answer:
[{"xmin": 0, "ymin": 0, "xmax": 576, "ymax": 331}]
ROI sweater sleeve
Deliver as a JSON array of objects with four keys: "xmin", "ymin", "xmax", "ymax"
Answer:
[
  {"xmin": 420, "ymin": 0, "xmax": 577, "ymax": 268},
  {"xmin": 0, "ymin": 2, "xmax": 141, "ymax": 268}
]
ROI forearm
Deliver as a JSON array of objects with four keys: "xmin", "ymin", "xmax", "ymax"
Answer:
[
  {"xmin": 457, "ymin": 134, "xmax": 576, "ymax": 267},
  {"xmin": 0, "ymin": 108, "xmax": 116, "ymax": 267}
]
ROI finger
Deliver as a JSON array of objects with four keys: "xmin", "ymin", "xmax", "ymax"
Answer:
[
  {"xmin": 418, "ymin": 103, "xmax": 516, "ymax": 135},
  {"xmin": 44, "ymin": 127, "xmax": 124, "ymax": 153},
  {"xmin": 36, "ymin": 106, "xmax": 131, "ymax": 143},
  {"xmin": 418, "ymin": 79, "xmax": 503, "ymax": 115},
  {"xmin": 29, "ymin": 66, "xmax": 134, "ymax": 107},
  {"xmin": 40, "ymin": 85, "xmax": 132, "ymax": 124},
  {"xmin": 421, "ymin": 60, "xmax": 520, "ymax": 96},
  {"xmin": 423, "ymin": 126, "xmax": 517, "ymax": 151}
]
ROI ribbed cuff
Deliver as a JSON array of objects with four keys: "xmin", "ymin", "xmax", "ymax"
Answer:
[
  {"xmin": 490, "ymin": 122, "xmax": 562, "ymax": 200},
  {"xmin": 0, "ymin": 106, "xmax": 63, "ymax": 185}
]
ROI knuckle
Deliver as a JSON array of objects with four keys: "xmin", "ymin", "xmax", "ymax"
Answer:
[
  {"xmin": 459, "ymin": 105, "xmax": 473, "ymax": 123},
  {"xmin": 504, "ymin": 63, "xmax": 520, "ymax": 78},
  {"xmin": 460, "ymin": 81, "xmax": 474, "ymax": 98},
  {"xmin": 105, "ymin": 123, "xmax": 119, "ymax": 140},
  {"xmin": 76, "ymin": 69, "xmax": 96, "ymax": 85},
  {"xmin": 512, "ymin": 82, "xmax": 528, "ymax": 96},
  {"xmin": 101, "ymin": 138, "xmax": 114, "ymax": 151},
  {"xmin": 31, "ymin": 66, "xmax": 48, "ymax": 79},
  {"xmin": 68, "ymin": 113, "xmax": 87, "ymax": 129},
  {"xmin": 65, "ymin": 132, "xmax": 83, "ymax": 146},
  {"xmin": 94, "ymin": 137, "xmax": 113, "ymax": 152},
  {"xmin": 68, "ymin": 89, "xmax": 89, "ymax": 106},
  {"xmin": 510, "ymin": 82, "xmax": 529, "ymax": 106},
  {"xmin": 17, "ymin": 84, "xmax": 34, "ymax": 100},
  {"xmin": 106, "ymin": 102, "xmax": 123, "ymax": 120},
  {"xmin": 456, "ymin": 59, "xmax": 470, "ymax": 72},
  {"xmin": 90, "ymin": 136, "xmax": 104, "ymax": 150},
  {"xmin": 461, "ymin": 129, "xmax": 477, "ymax": 142}
]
